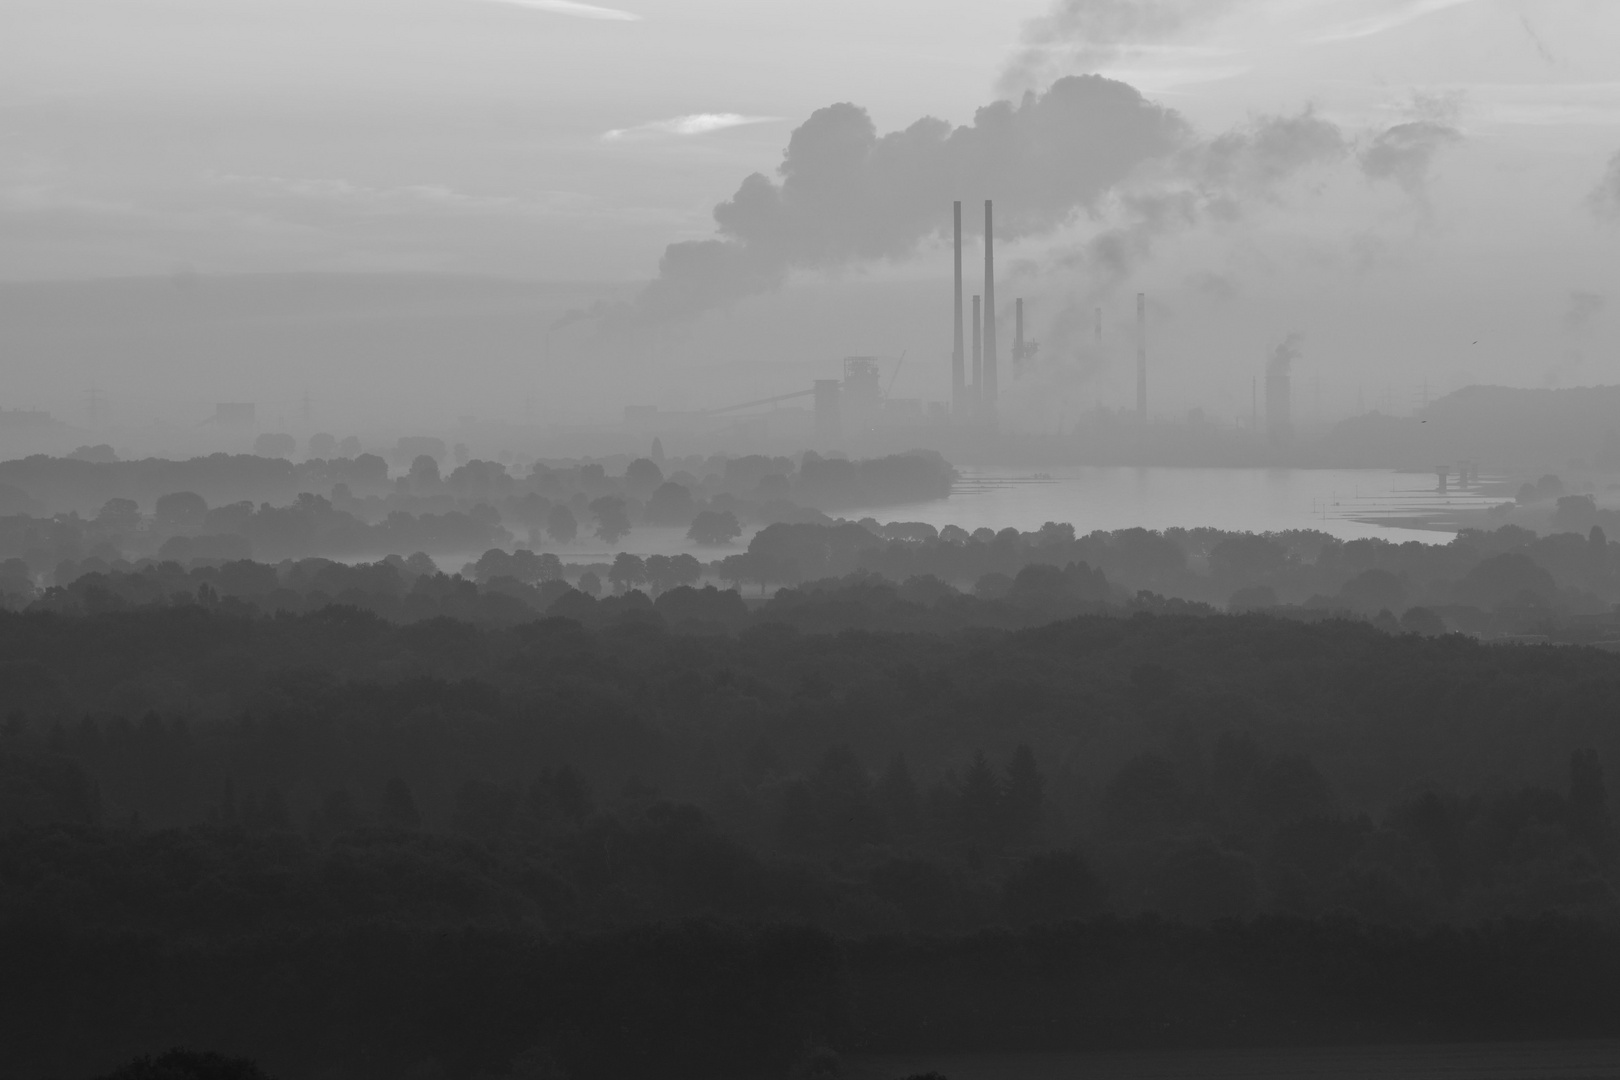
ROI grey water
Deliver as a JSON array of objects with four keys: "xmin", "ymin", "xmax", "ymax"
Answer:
[{"xmin": 473, "ymin": 466, "xmax": 1504, "ymax": 571}]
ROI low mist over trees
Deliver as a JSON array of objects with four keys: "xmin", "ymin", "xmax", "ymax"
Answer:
[{"xmin": 14, "ymin": 447, "xmax": 1620, "ymax": 1078}]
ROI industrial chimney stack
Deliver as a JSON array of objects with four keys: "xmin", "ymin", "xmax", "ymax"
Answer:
[
  {"xmin": 1013, "ymin": 298, "xmax": 1025, "ymax": 370},
  {"xmin": 951, "ymin": 201, "xmax": 965, "ymax": 417},
  {"xmin": 971, "ymin": 295, "xmax": 982, "ymax": 402},
  {"xmin": 982, "ymin": 200, "xmax": 997, "ymax": 419},
  {"xmin": 1135, "ymin": 292, "xmax": 1147, "ymax": 423}
]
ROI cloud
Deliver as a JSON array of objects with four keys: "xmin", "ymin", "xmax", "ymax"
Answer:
[
  {"xmin": 1565, "ymin": 290, "xmax": 1606, "ymax": 333},
  {"xmin": 999, "ymin": 0, "xmax": 1491, "ymax": 92},
  {"xmin": 1590, "ymin": 149, "xmax": 1620, "ymax": 217},
  {"xmin": 999, "ymin": 0, "xmax": 1238, "ymax": 94},
  {"xmin": 590, "ymin": 80, "xmax": 1407, "ymax": 331},
  {"xmin": 602, "ymin": 114, "xmax": 780, "ymax": 141},
  {"xmin": 1309, "ymin": 0, "xmax": 1483, "ymax": 44},
  {"xmin": 609, "ymin": 76, "xmax": 1190, "ymax": 325},
  {"xmin": 1052, "ymin": 108, "xmax": 1349, "ymax": 292},
  {"xmin": 1359, "ymin": 120, "xmax": 1461, "ymax": 197},
  {"xmin": 479, "ymin": 0, "xmax": 640, "ymax": 21}
]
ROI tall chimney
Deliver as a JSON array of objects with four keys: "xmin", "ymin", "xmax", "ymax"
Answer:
[
  {"xmin": 1095, "ymin": 306, "xmax": 1102, "ymax": 345},
  {"xmin": 951, "ymin": 201, "xmax": 965, "ymax": 417},
  {"xmin": 1014, "ymin": 298, "xmax": 1025, "ymax": 370},
  {"xmin": 982, "ymin": 200, "xmax": 997, "ymax": 417},
  {"xmin": 1135, "ymin": 292, "xmax": 1147, "ymax": 422},
  {"xmin": 971, "ymin": 295, "xmax": 982, "ymax": 402}
]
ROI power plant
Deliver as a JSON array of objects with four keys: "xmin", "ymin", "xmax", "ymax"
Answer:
[
  {"xmin": 952, "ymin": 200, "xmax": 966, "ymax": 418},
  {"xmin": 982, "ymin": 199, "xmax": 997, "ymax": 423},
  {"xmin": 1136, "ymin": 293, "xmax": 1147, "ymax": 423},
  {"xmin": 619, "ymin": 201, "xmax": 1219, "ymax": 448}
]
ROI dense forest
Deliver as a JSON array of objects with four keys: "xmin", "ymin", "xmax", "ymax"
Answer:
[
  {"xmin": 0, "ymin": 448, "xmax": 955, "ymax": 563},
  {"xmin": 5, "ymin": 591, "xmax": 1620, "ymax": 1078},
  {"xmin": 8, "ymin": 450, "xmax": 1620, "ymax": 1079},
  {"xmin": 9, "ymin": 514, "xmax": 1620, "ymax": 644}
]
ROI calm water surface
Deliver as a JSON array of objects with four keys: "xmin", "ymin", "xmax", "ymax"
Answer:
[
  {"xmin": 850, "ymin": 466, "xmax": 1504, "ymax": 544},
  {"xmin": 435, "ymin": 467, "xmax": 1504, "ymax": 568}
]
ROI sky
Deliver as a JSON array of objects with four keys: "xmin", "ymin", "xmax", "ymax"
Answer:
[{"xmin": 4, "ymin": 0, "xmax": 1620, "ymax": 428}]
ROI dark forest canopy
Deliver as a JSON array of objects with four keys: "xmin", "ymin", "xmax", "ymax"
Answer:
[
  {"xmin": 5, "ymin": 598, "xmax": 1620, "ymax": 1078},
  {"xmin": 9, "ymin": 516, "xmax": 1620, "ymax": 645},
  {"xmin": 0, "ymin": 449, "xmax": 955, "ymax": 544}
]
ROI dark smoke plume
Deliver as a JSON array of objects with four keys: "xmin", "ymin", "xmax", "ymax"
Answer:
[
  {"xmin": 1358, "ymin": 120, "xmax": 1462, "ymax": 197},
  {"xmin": 1054, "ymin": 108, "xmax": 1347, "ymax": 290},
  {"xmin": 1591, "ymin": 148, "xmax": 1620, "ymax": 218},
  {"xmin": 616, "ymin": 75, "xmax": 1189, "ymax": 326},
  {"xmin": 1268, "ymin": 332, "xmax": 1304, "ymax": 377}
]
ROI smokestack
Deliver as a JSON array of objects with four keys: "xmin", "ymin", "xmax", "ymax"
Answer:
[
  {"xmin": 1095, "ymin": 306, "xmax": 1102, "ymax": 345},
  {"xmin": 952, "ymin": 201, "xmax": 965, "ymax": 417},
  {"xmin": 1014, "ymin": 298, "xmax": 1025, "ymax": 370},
  {"xmin": 1135, "ymin": 292, "xmax": 1147, "ymax": 422},
  {"xmin": 971, "ymin": 295, "xmax": 982, "ymax": 403},
  {"xmin": 982, "ymin": 199, "xmax": 997, "ymax": 418}
]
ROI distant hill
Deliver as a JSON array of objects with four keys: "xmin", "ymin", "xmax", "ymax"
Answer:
[{"xmin": 1317, "ymin": 384, "xmax": 1620, "ymax": 472}]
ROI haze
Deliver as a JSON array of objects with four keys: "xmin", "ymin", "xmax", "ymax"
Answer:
[{"xmin": 4, "ymin": 0, "xmax": 1620, "ymax": 445}]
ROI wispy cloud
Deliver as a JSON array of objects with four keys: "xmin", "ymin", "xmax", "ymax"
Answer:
[
  {"xmin": 480, "ymin": 0, "xmax": 640, "ymax": 22},
  {"xmin": 602, "ymin": 113, "xmax": 779, "ymax": 141},
  {"xmin": 1310, "ymin": 0, "xmax": 1482, "ymax": 44}
]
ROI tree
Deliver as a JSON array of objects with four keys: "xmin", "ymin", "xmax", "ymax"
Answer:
[
  {"xmin": 96, "ymin": 498, "xmax": 141, "ymax": 530},
  {"xmin": 688, "ymin": 510, "xmax": 743, "ymax": 546},
  {"xmin": 959, "ymin": 750, "xmax": 1001, "ymax": 847},
  {"xmin": 578, "ymin": 570, "xmax": 603, "ymax": 597},
  {"xmin": 644, "ymin": 482, "xmax": 696, "ymax": 525},
  {"xmin": 717, "ymin": 553, "xmax": 751, "ymax": 592},
  {"xmin": 590, "ymin": 496, "xmax": 631, "ymax": 544},
  {"xmin": 95, "ymin": 1049, "xmax": 272, "ymax": 1080},
  {"xmin": 307, "ymin": 432, "xmax": 337, "ymax": 459},
  {"xmin": 644, "ymin": 554, "xmax": 674, "ymax": 594},
  {"xmin": 453, "ymin": 778, "xmax": 514, "ymax": 841},
  {"xmin": 1002, "ymin": 744, "xmax": 1045, "ymax": 843},
  {"xmin": 381, "ymin": 777, "xmax": 421, "ymax": 830},
  {"xmin": 609, "ymin": 552, "xmax": 647, "ymax": 593},
  {"xmin": 1571, "ymin": 748, "xmax": 1614, "ymax": 860},
  {"xmin": 546, "ymin": 503, "xmax": 578, "ymax": 545},
  {"xmin": 876, "ymin": 754, "xmax": 920, "ymax": 836},
  {"xmin": 669, "ymin": 553, "xmax": 702, "ymax": 588},
  {"xmin": 409, "ymin": 454, "xmax": 441, "ymax": 490},
  {"xmin": 155, "ymin": 491, "xmax": 208, "ymax": 527},
  {"xmin": 624, "ymin": 457, "xmax": 664, "ymax": 497},
  {"xmin": 532, "ymin": 765, "xmax": 594, "ymax": 825},
  {"xmin": 1003, "ymin": 851, "xmax": 1103, "ymax": 926}
]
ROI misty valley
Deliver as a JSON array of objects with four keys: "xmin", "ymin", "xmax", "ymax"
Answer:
[
  {"xmin": 10, "ymin": 0, "xmax": 1620, "ymax": 1076},
  {"xmin": 4, "ymin": 446, "xmax": 1620, "ymax": 1080}
]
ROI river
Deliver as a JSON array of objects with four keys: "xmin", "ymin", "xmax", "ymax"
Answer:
[{"xmin": 505, "ymin": 467, "xmax": 1505, "ymax": 568}]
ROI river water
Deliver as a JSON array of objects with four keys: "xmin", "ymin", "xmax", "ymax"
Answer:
[
  {"xmin": 847, "ymin": 466, "xmax": 1504, "ymax": 544},
  {"xmin": 514, "ymin": 467, "xmax": 1503, "ymax": 568}
]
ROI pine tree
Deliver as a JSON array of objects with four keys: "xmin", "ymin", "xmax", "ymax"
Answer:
[
  {"xmin": 876, "ymin": 754, "xmax": 920, "ymax": 836},
  {"xmin": 1002, "ymin": 744, "xmax": 1045, "ymax": 844},
  {"xmin": 381, "ymin": 777, "xmax": 421, "ymax": 830},
  {"xmin": 960, "ymin": 750, "xmax": 1001, "ymax": 846},
  {"xmin": 1571, "ymin": 748, "xmax": 1614, "ymax": 860}
]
